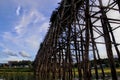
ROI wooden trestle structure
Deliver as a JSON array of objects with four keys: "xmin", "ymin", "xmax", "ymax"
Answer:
[{"xmin": 34, "ymin": 0, "xmax": 120, "ymax": 80}]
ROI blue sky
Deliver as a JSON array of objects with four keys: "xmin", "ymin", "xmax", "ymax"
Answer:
[
  {"xmin": 0, "ymin": 0, "xmax": 120, "ymax": 63},
  {"xmin": 0, "ymin": 0, "xmax": 60, "ymax": 63}
]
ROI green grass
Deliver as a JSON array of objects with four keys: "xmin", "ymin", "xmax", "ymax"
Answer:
[
  {"xmin": 0, "ymin": 68, "xmax": 34, "ymax": 80},
  {"xmin": 72, "ymin": 67, "xmax": 120, "ymax": 78},
  {"xmin": 1, "ymin": 67, "xmax": 120, "ymax": 79},
  {"xmin": 91, "ymin": 67, "xmax": 120, "ymax": 74}
]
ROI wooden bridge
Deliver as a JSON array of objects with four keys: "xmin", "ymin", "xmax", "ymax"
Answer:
[{"xmin": 34, "ymin": 0, "xmax": 120, "ymax": 80}]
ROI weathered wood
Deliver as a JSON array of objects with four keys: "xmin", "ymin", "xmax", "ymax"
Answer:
[
  {"xmin": 34, "ymin": 0, "xmax": 120, "ymax": 80},
  {"xmin": 99, "ymin": 0, "xmax": 118, "ymax": 79}
]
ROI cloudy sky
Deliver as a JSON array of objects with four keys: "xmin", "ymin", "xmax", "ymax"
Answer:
[
  {"xmin": 0, "ymin": 0, "xmax": 120, "ymax": 63},
  {"xmin": 0, "ymin": 0, "xmax": 60, "ymax": 63}
]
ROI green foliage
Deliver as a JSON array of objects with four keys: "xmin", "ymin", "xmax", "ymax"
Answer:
[{"xmin": 8, "ymin": 60, "xmax": 33, "ymax": 68}]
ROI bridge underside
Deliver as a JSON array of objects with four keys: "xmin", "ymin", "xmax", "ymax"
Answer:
[{"xmin": 34, "ymin": 0, "xmax": 120, "ymax": 80}]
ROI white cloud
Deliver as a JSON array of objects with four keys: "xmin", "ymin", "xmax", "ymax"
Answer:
[
  {"xmin": 1, "ymin": 9, "xmax": 49, "ymax": 62},
  {"xmin": 16, "ymin": 6, "xmax": 21, "ymax": 16},
  {"xmin": 24, "ymin": 22, "xmax": 49, "ymax": 49},
  {"xmin": 13, "ymin": 9, "xmax": 48, "ymax": 48},
  {"xmin": 12, "ymin": 0, "xmax": 60, "ymax": 9},
  {"xmin": 2, "ymin": 49, "xmax": 17, "ymax": 56},
  {"xmin": 39, "ymin": 22, "xmax": 49, "ymax": 32},
  {"xmin": 0, "ymin": 0, "xmax": 61, "ymax": 63},
  {"xmin": 14, "ymin": 9, "xmax": 46, "ymax": 35},
  {"xmin": 19, "ymin": 51, "xmax": 31, "ymax": 58},
  {"xmin": 25, "ymin": 35, "xmax": 41, "ymax": 49},
  {"xmin": 3, "ymin": 32, "xmax": 16, "ymax": 41},
  {"xmin": 2, "ymin": 10, "xmax": 49, "ymax": 52},
  {"xmin": 4, "ymin": 56, "xmax": 23, "ymax": 62}
]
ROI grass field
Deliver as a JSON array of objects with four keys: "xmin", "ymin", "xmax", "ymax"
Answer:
[
  {"xmin": 0, "ymin": 68, "xmax": 34, "ymax": 80},
  {"xmin": 72, "ymin": 67, "xmax": 120, "ymax": 79},
  {"xmin": 0, "ymin": 67, "xmax": 120, "ymax": 79}
]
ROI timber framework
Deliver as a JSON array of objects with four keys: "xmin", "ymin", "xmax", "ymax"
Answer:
[{"xmin": 34, "ymin": 0, "xmax": 120, "ymax": 80}]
